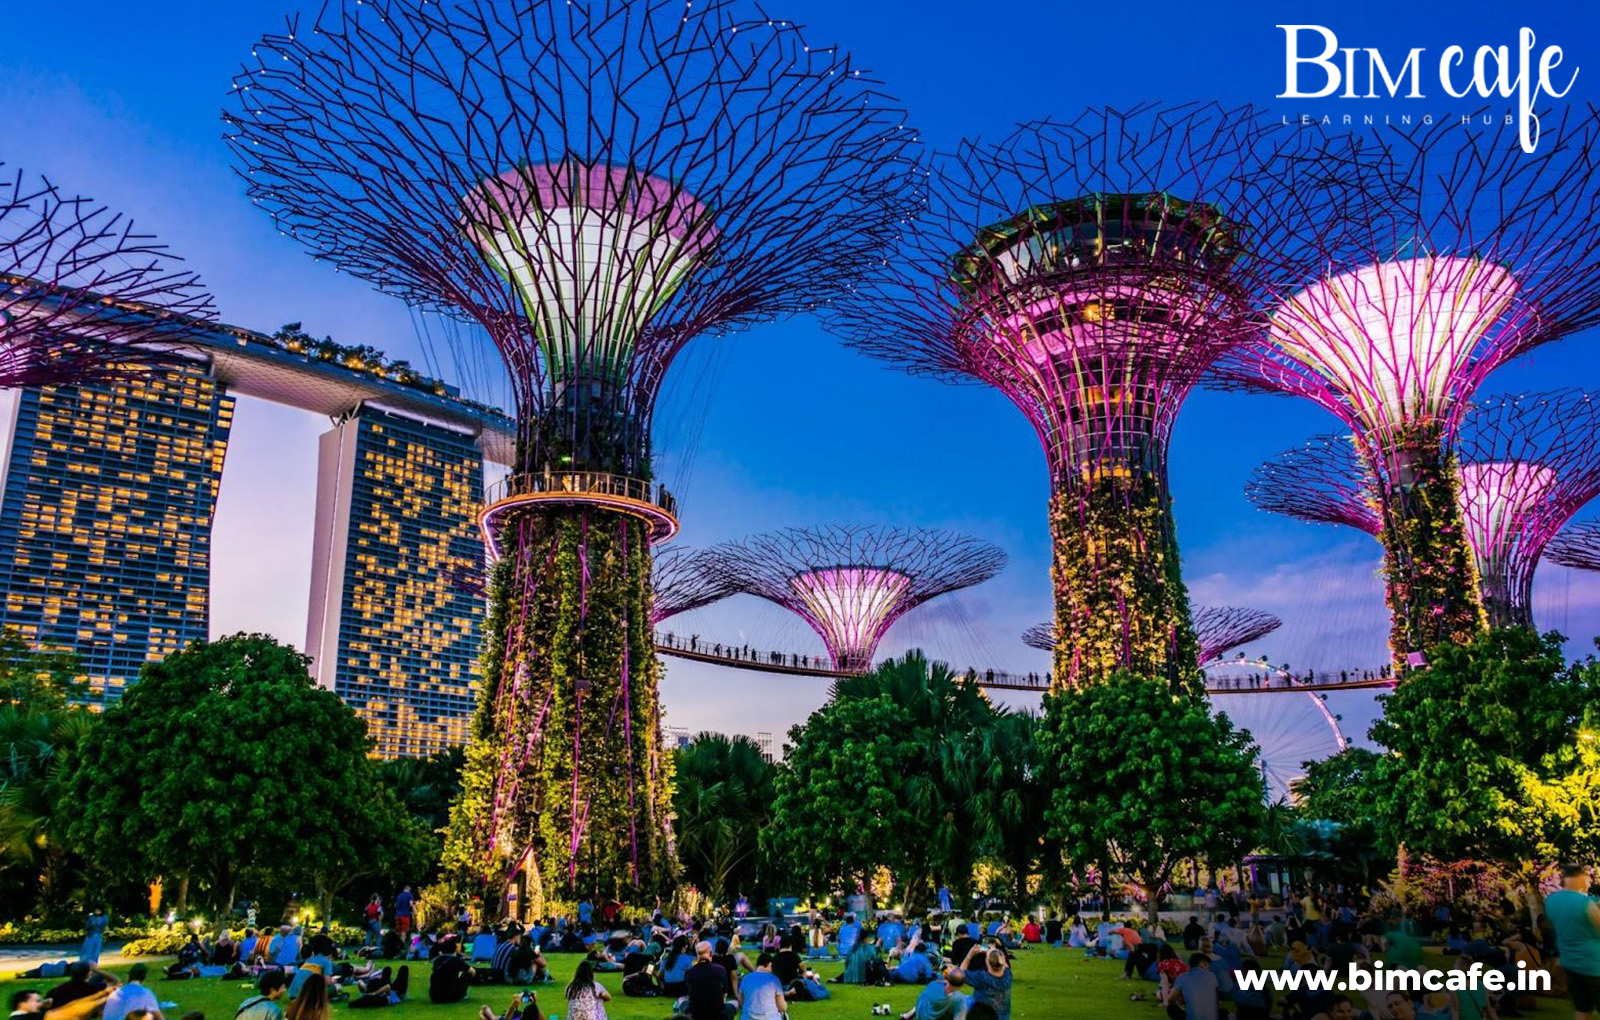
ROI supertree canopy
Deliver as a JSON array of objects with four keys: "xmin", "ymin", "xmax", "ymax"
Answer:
[
  {"xmin": 719, "ymin": 526, "xmax": 1005, "ymax": 672},
  {"xmin": 1023, "ymin": 604, "xmax": 1280, "ymax": 667},
  {"xmin": 649, "ymin": 546, "xmax": 738, "ymax": 625},
  {"xmin": 444, "ymin": 545, "xmax": 737, "ymax": 625},
  {"xmin": 827, "ymin": 104, "xmax": 1314, "ymax": 688},
  {"xmin": 1248, "ymin": 390, "xmax": 1600, "ymax": 630},
  {"xmin": 2, "ymin": 163, "xmax": 214, "ymax": 387},
  {"xmin": 225, "ymin": 0, "xmax": 916, "ymax": 909},
  {"xmin": 1547, "ymin": 521, "xmax": 1600, "ymax": 573},
  {"xmin": 1215, "ymin": 109, "xmax": 1600, "ymax": 662}
]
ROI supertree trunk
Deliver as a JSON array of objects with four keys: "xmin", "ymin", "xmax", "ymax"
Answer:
[
  {"xmin": 1376, "ymin": 424, "xmax": 1485, "ymax": 661},
  {"xmin": 1049, "ymin": 471, "xmax": 1198, "ymax": 689},
  {"xmin": 449, "ymin": 508, "xmax": 673, "ymax": 913}
]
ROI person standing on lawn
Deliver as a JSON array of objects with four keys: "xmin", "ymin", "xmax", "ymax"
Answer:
[
  {"xmin": 1546, "ymin": 864, "xmax": 1600, "ymax": 1020},
  {"xmin": 394, "ymin": 887, "xmax": 414, "ymax": 939}
]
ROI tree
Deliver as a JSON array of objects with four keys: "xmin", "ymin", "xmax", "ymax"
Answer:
[
  {"xmin": 379, "ymin": 747, "xmax": 466, "ymax": 835},
  {"xmin": 765, "ymin": 693, "xmax": 920, "ymax": 893},
  {"xmin": 1041, "ymin": 675, "xmax": 1265, "ymax": 923},
  {"xmin": 64, "ymin": 634, "xmax": 391, "ymax": 929},
  {"xmin": 1290, "ymin": 748, "xmax": 1386, "ymax": 829},
  {"xmin": 0, "ymin": 629, "xmax": 84, "ymax": 709},
  {"xmin": 766, "ymin": 652, "xmax": 1001, "ymax": 901},
  {"xmin": 305, "ymin": 782, "xmax": 435, "ymax": 923},
  {"xmin": 672, "ymin": 734, "xmax": 775, "ymax": 906},
  {"xmin": 966, "ymin": 711, "xmax": 1055, "ymax": 908},
  {"xmin": 0, "ymin": 705, "xmax": 95, "ymax": 915},
  {"xmin": 1369, "ymin": 627, "xmax": 1596, "ymax": 863}
]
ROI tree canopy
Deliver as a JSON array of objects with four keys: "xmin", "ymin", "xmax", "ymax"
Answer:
[
  {"xmin": 64, "ymin": 633, "xmax": 423, "ymax": 924},
  {"xmin": 1369, "ymin": 627, "xmax": 1600, "ymax": 863},
  {"xmin": 1041, "ymin": 674, "xmax": 1265, "ymax": 922}
]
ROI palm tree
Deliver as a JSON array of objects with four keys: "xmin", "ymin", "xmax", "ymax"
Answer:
[
  {"xmin": 0, "ymin": 705, "xmax": 95, "ymax": 915},
  {"xmin": 672, "ymin": 733, "xmax": 775, "ymax": 906}
]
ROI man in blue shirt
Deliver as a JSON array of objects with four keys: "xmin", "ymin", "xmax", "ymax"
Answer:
[
  {"xmin": 1169, "ymin": 954, "xmax": 1220, "ymax": 1020},
  {"xmin": 898, "ymin": 971, "xmax": 966, "ymax": 1020},
  {"xmin": 394, "ymin": 887, "xmax": 414, "ymax": 938},
  {"xmin": 737, "ymin": 953, "xmax": 787, "ymax": 1020},
  {"xmin": 1546, "ymin": 864, "xmax": 1600, "ymax": 1020},
  {"xmin": 893, "ymin": 950, "xmax": 938, "ymax": 985}
]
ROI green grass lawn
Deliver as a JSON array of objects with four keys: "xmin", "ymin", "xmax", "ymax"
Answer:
[{"xmin": 0, "ymin": 948, "xmax": 1571, "ymax": 1020}]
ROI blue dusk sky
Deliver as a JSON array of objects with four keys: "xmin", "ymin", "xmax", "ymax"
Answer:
[{"xmin": 4, "ymin": 0, "xmax": 1597, "ymax": 754}]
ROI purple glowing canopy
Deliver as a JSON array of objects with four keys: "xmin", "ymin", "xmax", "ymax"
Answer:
[
  {"xmin": 224, "ymin": 0, "xmax": 920, "ymax": 478},
  {"xmin": 1, "ymin": 163, "xmax": 215, "ymax": 388},
  {"xmin": 826, "ymin": 103, "xmax": 1297, "ymax": 487},
  {"xmin": 1023, "ymin": 604, "xmax": 1281, "ymax": 666},
  {"xmin": 720, "ymin": 526, "xmax": 1006, "ymax": 672},
  {"xmin": 1247, "ymin": 389, "xmax": 1600, "ymax": 628},
  {"xmin": 1214, "ymin": 110, "xmax": 1600, "ymax": 453}
]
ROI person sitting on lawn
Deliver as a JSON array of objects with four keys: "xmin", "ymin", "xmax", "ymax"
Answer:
[
  {"xmin": 899, "ymin": 969, "xmax": 966, "ymax": 1020},
  {"xmin": 736, "ymin": 953, "xmax": 786, "ymax": 1020},
  {"xmin": 893, "ymin": 947, "xmax": 940, "ymax": 986},
  {"xmin": 284, "ymin": 974, "xmax": 331, "ymax": 1020},
  {"xmin": 683, "ymin": 941, "xmax": 732, "ymax": 1020},
  {"xmin": 962, "ymin": 947, "xmax": 1013, "ymax": 1020},
  {"xmin": 562, "ymin": 961, "xmax": 612, "ymax": 1020},
  {"xmin": 235, "ymin": 972, "xmax": 290, "ymax": 1020},
  {"xmin": 346, "ymin": 966, "xmax": 410, "ymax": 1010},
  {"xmin": 836, "ymin": 914, "xmax": 862, "ymax": 958},
  {"xmin": 428, "ymin": 938, "xmax": 474, "ymax": 1004},
  {"xmin": 102, "ymin": 965, "xmax": 162, "ymax": 1020},
  {"xmin": 835, "ymin": 930, "xmax": 885, "ymax": 985}
]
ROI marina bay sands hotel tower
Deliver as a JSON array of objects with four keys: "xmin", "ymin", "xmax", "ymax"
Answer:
[{"xmin": 0, "ymin": 316, "xmax": 513, "ymax": 757}]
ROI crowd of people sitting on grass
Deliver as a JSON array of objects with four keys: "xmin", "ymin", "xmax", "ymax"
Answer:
[
  {"xmin": 14, "ymin": 875, "xmax": 1600, "ymax": 1020},
  {"xmin": 1074, "ymin": 884, "xmax": 1566, "ymax": 1020},
  {"xmin": 7, "ymin": 900, "xmax": 1035, "ymax": 1020}
]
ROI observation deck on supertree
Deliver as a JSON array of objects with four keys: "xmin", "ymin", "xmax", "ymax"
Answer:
[
  {"xmin": 1248, "ymin": 390, "xmax": 1600, "ymax": 631},
  {"xmin": 2, "ymin": 163, "xmax": 215, "ymax": 387},
  {"xmin": 827, "ymin": 104, "xmax": 1318, "ymax": 688},
  {"xmin": 224, "ymin": 0, "xmax": 917, "ymax": 909},
  {"xmin": 718, "ymin": 526, "xmax": 1005, "ymax": 673},
  {"xmin": 1213, "ymin": 110, "xmax": 1600, "ymax": 663}
]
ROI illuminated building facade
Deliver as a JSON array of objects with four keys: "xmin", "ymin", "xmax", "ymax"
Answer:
[
  {"xmin": 307, "ymin": 405, "xmax": 488, "ymax": 758},
  {"xmin": 0, "ymin": 361, "xmax": 233, "ymax": 699}
]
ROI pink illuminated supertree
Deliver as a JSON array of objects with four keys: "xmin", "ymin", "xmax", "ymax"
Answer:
[
  {"xmin": 225, "ymin": 0, "xmax": 917, "ymax": 908},
  {"xmin": 2, "ymin": 163, "xmax": 213, "ymax": 386},
  {"xmin": 1214, "ymin": 109, "xmax": 1600, "ymax": 663},
  {"xmin": 826, "ymin": 104, "xmax": 1332, "ymax": 688},
  {"xmin": 1248, "ymin": 390, "xmax": 1600, "ymax": 630},
  {"xmin": 719, "ymin": 526, "xmax": 1005, "ymax": 672},
  {"xmin": 1023, "ymin": 604, "xmax": 1280, "ymax": 666}
]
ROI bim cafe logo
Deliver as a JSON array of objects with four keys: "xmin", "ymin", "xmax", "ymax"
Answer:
[{"xmin": 1276, "ymin": 25, "xmax": 1578, "ymax": 152}]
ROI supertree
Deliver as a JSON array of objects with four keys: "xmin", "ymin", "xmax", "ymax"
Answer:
[
  {"xmin": 826, "ymin": 104, "xmax": 1318, "ymax": 688},
  {"xmin": 1547, "ymin": 521, "xmax": 1600, "ymax": 573},
  {"xmin": 225, "ymin": 0, "xmax": 916, "ymax": 907},
  {"xmin": 2, "ymin": 163, "xmax": 214, "ymax": 386},
  {"xmin": 1214, "ymin": 109, "xmax": 1600, "ymax": 663},
  {"xmin": 445, "ymin": 545, "xmax": 737, "ymax": 625},
  {"xmin": 718, "ymin": 526, "xmax": 1005, "ymax": 672},
  {"xmin": 1248, "ymin": 390, "xmax": 1600, "ymax": 630},
  {"xmin": 1023, "ymin": 604, "xmax": 1280, "ymax": 666}
]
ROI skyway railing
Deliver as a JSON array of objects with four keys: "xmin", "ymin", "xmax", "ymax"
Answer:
[{"xmin": 652, "ymin": 630, "xmax": 1392, "ymax": 694}]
